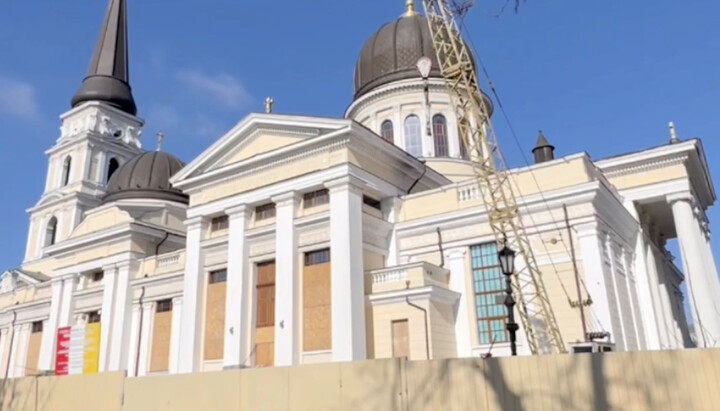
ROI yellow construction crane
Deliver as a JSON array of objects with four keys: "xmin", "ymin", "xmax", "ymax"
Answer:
[{"xmin": 420, "ymin": 0, "xmax": 567, "ymax": 354}]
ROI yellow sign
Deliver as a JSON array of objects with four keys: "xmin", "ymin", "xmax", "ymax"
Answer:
[{"xmin": 83, "ymin": 322, "xmax": 101, "ymax": 374}]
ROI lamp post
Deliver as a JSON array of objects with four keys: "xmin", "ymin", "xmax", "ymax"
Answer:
[
  {"xmin": 416, "ymin": 57, "xmax": 433, "ymax": 138},
  {"xmin": 498, "ymin": 244, "xmax": 519, "ymax": 356}
]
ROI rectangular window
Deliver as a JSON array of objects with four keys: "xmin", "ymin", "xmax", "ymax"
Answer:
[
  {"xmin": 156, "ymin": 299, "xmax": 173, "ymax": 313},
  {"xmin": 470, "ymin": 243, "xmax": 508, "ymax": 345},
  {"xmin": 88, "ymin": 311, "xmax": 101, "ymax": 324},
  {"xmin": 211, "ymin": 215, "xmax": 229, "ymax": 231},
  {"xmin": 31, "ymin": 321, "xmax": 43, "ymax": 334},
  {"xmin": 208, "ymin": 269, "xmax": 227, "ymax": 284},
  {"xmin": 304, "ymin": 249, "xmax": 330, "ymax": 266},
  {"xmin": 255, "ymin": 203, "xmax": 276, "ymax": 221},
  {"xmin": 255, "ymin": 261, "xmax": 276, "ymax": 329},
  {"xmin": 363, "ymin": 195, "xmax": 382, "ymax": 211},
  {"xmin": 91, "ymin": 271, "xmax": 104, "ymax": 282},
  {"xmin": 303, "ymin": 189, "xmax": 329, "ymax": 209}
]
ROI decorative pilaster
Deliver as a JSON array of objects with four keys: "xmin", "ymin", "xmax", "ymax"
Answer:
[
  {"xmin": 224, "ymin": 205, "xmax": 251, "ymax": 369},
  {"xmin": 668, "ymin": 193, "xmax": 720, "ymax": 347},
  {"xmin": 576, "ymin": 223, "xmax": 615, "ymax": 344},
  {"xmin": 178, "ymin": 216, "xmax": 206, "ymax": 373},
  {"xmin": 137, "ymin": 301, "xmax": 154, "ymax": 377},
  {"xmin": 125, "ymin": 303, "xmax": 142, "ymax": 377},
  {"xmin": 9, "ymin": 324, "xmax": 31, "ymax": 378},
  {"xmin": 0, "ymin": 328, "xmax": 9, "ymax": 375},
  {"xmin": 108, "ymin": 262, "xmax": 132, "ymax": 371},
  {"xmin": 58, "ymin": 274, "xmax": 78, "ymax": 328},
  {"xmin": 446, "ymin": 248, "xmax": 471, "ymax": 357},
  {"xmin": 38, "ymin": 278, "xmax": 64, "ymax": 371},
  {"xmin": 326, "ymin": 176, "xmax": 366, "ymax": 362},
  {"xmin": 99, "ymin": 264, "xmax": 118, "ymax": 372},
  {"xmin": 169, "ymin": 296, "xmax": 183, "ymax": 374},
  {"xmin": 272, "ymin": 192, "xmax": 300, "ymax": 366}
]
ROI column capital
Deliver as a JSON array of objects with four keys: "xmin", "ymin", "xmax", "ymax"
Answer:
[
  {"xmin": 184, "ymin": 216, "xmax": 205, "ymax": 230},
  {"xmin": 225, "ymin": 204, "xmax": 248, "ymax": 217},
  {"xmin": 666, "ymin": 192, "xmax": 695, "ymax": 206},
  {"xmin": 172, "ymin": 295, "xmax": 183, "ymax": 305},
  {"xmin": 271, "ymin": 191, "xmax": 300, "ymax": 207},
  {"xmin": 324, "ymin": 175, "xmax": 364, "ymax": 194},
  {"xmin": 445, "ymin": 247, "xmax": 467, "ymax": 261},
  {"xmin": 142, "ymin": 301, "xmax": 154, "ymax": 311}
]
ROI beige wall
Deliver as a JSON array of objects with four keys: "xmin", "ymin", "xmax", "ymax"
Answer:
[{"xmin": 3, "ymin": 350, "xmax": 720, "ymax": 410}]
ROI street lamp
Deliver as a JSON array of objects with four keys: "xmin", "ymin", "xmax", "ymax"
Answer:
[
  {"xmin": 416, "ymin": 57, "xmax": 433, "ymax": 137},
  {"xmin": 498, "ymin": 244, "xmax": 519, "ymax": 356}
]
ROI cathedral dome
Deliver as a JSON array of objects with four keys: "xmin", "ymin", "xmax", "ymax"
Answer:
[
  {"xmin": 102, "ymin": 151, "xmax": 188, "ymax": 205},
  {"xmin": 353, "ymin": 8, "xmax": 441, "ymax": 99}
]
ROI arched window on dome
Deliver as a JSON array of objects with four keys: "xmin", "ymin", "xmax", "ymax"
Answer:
[
  {"xmin": 432, "ymin": 114, "xmax": 449, "ymax": 157},
  {"xmin": 404, "ymin": 115, "xmax": 422, "ymax": 157},
  {"xmin": 107, "ymin": 158, "xmax": 120, "ymax": 183},
  {"xmin": 45, "ymin": 216, "xmax": 58, "ymax": 247},
  {"xmin": 61, "ymin": 156, "xmax": 72, "ymax": 186},
  {"xmin": 381, "ymin": 120, "xmax": 394, "ymax": 143}
]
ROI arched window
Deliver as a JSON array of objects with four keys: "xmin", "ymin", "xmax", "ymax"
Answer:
[
  {"xmin": 381, "ymin": 120, "xmax": 394, "ymax": 143},
  {"xmin": 432, "ymin": 114, "xmax": 449, "ymax": 157},
  {"xmin": 404, "ymin": 115, "xmax": 422, "ymax": 157},
  {"xmin": 107, "ymin": 158, "xmax": 120, "ymax": 183},
  {"xmin": 61, "ymin": 156, "xmax": 72, "ymax": 186},
  {"xmin": 45, "ymin": 217, "xmax": 58, "ymax": 247}
]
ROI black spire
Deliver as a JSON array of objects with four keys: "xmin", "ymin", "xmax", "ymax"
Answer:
[
  {"xmin": 71, "ymin": 0, "xmax": 137, "ymax": 115},
  {"xmin": 532, "ymin": 131, "xmax": 555, "ymax": 164}
]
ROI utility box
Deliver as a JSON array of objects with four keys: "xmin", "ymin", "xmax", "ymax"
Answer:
[{"xmin": 569, "ymin": 341, "xmax": 615, "ymax": 354}]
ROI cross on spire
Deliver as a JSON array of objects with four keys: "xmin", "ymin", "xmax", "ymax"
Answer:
[{"xmin": 265, "ymin": 97, "xmax": 275, "ymax": 114}]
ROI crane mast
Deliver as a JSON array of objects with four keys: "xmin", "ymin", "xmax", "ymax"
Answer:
[{"xmin": 420, "ymin": 0, "xmax": 567, "ymax": 354}]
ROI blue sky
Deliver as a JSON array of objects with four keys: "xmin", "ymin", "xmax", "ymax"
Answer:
[{"xmin": 0, "ymin": 0, "xmax": 718, "ymax": 284}]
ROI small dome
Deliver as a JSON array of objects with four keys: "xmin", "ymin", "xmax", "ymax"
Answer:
[
  {"xmin": 102, "ymin": 151, "xmax": 188, "ymax": 205},
  {"xmin": 354, "ymin": 13, "xmax": 441, "ymax": 98}
]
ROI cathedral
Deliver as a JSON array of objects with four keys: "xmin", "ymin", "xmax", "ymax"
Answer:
[{"xmin": 1, "ymin": 0, "xmax": 718, "ymax": 378}]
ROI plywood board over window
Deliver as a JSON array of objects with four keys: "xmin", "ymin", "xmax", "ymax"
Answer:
[
  {"xmin": 255, "ymin": 261, "xmax": 276, "ymax": 368},
  {"xmin": 303, "ymin": 249, "xmax": 331, "ymax": 351},
  {"xmin": 25, "ymin": 321, "xmax": 43, "ymax": 373},
  {"xmin": 150, "ymin": 300, "xmax": 173, "ymax": 372},
  {"xmin": 392, "ymin": 319, "xmax": 409, "ymax": 358},
  {"xmin": 204, "ymin": 269, "xmax": 227, "ymax": 361}
]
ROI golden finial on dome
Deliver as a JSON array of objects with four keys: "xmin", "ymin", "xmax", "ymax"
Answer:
[{"xmin": 404, "ymin": 0, "xmax": 416, "ymax": 17}]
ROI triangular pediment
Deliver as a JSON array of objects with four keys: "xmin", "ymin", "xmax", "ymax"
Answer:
[{"xmin": 171, "ymin": 113, "xmax": 350, "ymax": 185}]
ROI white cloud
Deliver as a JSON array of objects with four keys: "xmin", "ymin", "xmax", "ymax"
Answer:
[
  {"xmin": 0, "ymin": 75, "xmax": 38, "ymax": 119},
  {"xmin": 146, "ymin": 104, "xmax": 181, "ymax": 131},
  {"xmin": 175, "ymin": 70, "xmax": 251, "ymax": 109}
]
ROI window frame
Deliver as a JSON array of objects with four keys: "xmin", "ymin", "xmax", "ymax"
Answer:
[
  {"xmin": 432, "ymin": 114, "xmax": 449, "ymax": 157},
  {"xmin": 31, "ymin": 321, "xmax": 43, "ymax": 334},
  {"xmin": 304, "ymin": 249, "xmax": 330, "ymax": 266},
  {"xmin": 210, "ymin": 215, "xmax": 229, "ymax": 231},
  {"xmin": 208, "ymin": 268, "xmax": 228, "ymax": 285},
  {"xmin": 156, "ymin": 299, "xmax": 173, "ymax": 313},
  {"xmin": 87, "ymin": 311, "xmax": 101, "ymax": 324},
  {"xmin": 255, "ymin": 203, "xmax": 276, "ymax": 221},
  {"xmin": 303, "ymin": 189, "xmax": 329, "ymax": 209},
  {"xmin": 470, "ymin": 242, "xmax": 508, "ymax": 345},
  {"xmin": 381, "ymin": 120, "xmax": 394, "ymax": 143},
  {"xmin": 403, "ymin": 115, "xmax": 423, "ymax": 157}
]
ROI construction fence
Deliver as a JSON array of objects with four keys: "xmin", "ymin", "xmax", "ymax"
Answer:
[{"xmin": 1, "ymin": 348, "xmax": 719, "ymax": 411}]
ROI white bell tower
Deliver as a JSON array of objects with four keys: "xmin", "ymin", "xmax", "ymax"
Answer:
[{"xmin": 24, "ymin": 0, "xmax": 143, "ymax": 262}]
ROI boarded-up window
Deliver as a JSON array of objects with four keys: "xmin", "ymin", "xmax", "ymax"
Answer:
[
  {"xmin": 150, "ymin": 299, "xmax": 173, "ymax": 372},
  {"xmin": 255, "ymin": 261, "xmax": 276, "ymax": 368},
  {"xmin": 204, "ymin": 270, "xmax": 227, "ymax": 360},
  {"xmin": 26, "ymin": 322, "xmax": 44, "ymax": 372},
  {"xmin": 392, "ymin": 320, "xmax": 409, "ymax": 358},
  {"xmin": 303, "ymin": 249, "xmax": 331, "ymax": 351}
]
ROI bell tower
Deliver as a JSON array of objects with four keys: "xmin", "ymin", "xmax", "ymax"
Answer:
[{"xmin": 24, "ymin": 0, "xmax": 143, "ymax": 263}]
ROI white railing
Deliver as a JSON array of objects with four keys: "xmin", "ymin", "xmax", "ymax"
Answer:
[
  {"xmin": 158, "ymin": 254, "xmax": 180, "ymax": 268},
  {"xmin": 371, "ymin": 269, "xmax": 407, "ymax": 285},
  {"xmin": 457, "ymin": 184, "xmax": 480, "ymax": 202}
]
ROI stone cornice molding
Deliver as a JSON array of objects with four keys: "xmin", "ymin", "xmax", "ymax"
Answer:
[
  {"xmin": 324, "ymin": 175, "xmax": 365, "ymax": 194},
  {"xmin": 271, "ymin": 191, "xmax": 301, "ymax": 208},
  {"xmin": 225, "ymin": 204, "xmax": 248, "ymax": 217},
  {"xmin": 600, "ymin": 153, "xmax": 688, "ymax": 179},
  {"xmin": 184, "ymin": 216, "xmax": 205, "ymax": 231},
  {"xmin": 346, "ymin": 79, "xmax": 449, "ymax": 118}
]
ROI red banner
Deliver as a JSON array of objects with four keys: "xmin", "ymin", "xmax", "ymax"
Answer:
[{"xmin": 55, "ymin": 326, "xmax": 71, "ymax": 376}]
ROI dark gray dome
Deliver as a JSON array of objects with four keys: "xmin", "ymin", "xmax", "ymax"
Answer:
[
  {"xmin": 102, "ymin": 151, "xmax": 188, "ymax": 205},
  {"xmin": 354, "ymin": 14, "xmax": 441, "ymax": 98}
]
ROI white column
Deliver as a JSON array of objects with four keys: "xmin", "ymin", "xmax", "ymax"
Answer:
[
  {"xmin": 108, "ymin": 263, "xmax": 132, "ymax": 371},
  {"xmin": 223, "ymin": 205, "xmax": 251, "ymax": 369},
  {"xmin": 625, "ymin": 203, "xmax": 659, "ymax": 350},
  {"xmin": 8, "ymin": 324, "xmax": 31, "ymax": 378},
  {"xmin": 38, "ymin": 278, "xmax": 63, "ymax": 371},
  {"xmin": 698, "ymin": 217, "xmax": 720, "ymax": 312},
  {"xmin": 446, "ymin": 248, "xmax": 471, "ymax": 357},
  {"xmin": 58, "ymin": 274, "xmax": 77, "ymax": 327},
  {"xmin": 577, "ymin": 224, "xmax": 615, "ymax": 343},
  {"xmin": 394, "ymin": 106, "xmax": 403, "ymax": 150},
  {"xmin": 0, "ymin": 328, "xmax": 9, "ymax": 375},
  {"xmin": 383, "ymin": 197, "xmax": 400, "ymax": 267},
  {"xmin": 137, "ymin": 301, "xmax": 154, "ymax": 377},
  {"xmin": 97, "ymin": 151, "xmax": 108, "ymax": 185},
  {"xmin": 125, "ymin": 303, "xmax": 141, "ymax": 377},
  {"xmin": 169, "ymin": 296, "xmax": 183, "ymax": 374},
  {"xmin": 178, "ymin": 217, "xmax": 206, "ymax": 373},
  {"xmin": 669, "ymin": 194, "xmax": 720, "ymax": 346},
  {"xmin": 99, "ymin": 265, "xmax": 118, "ymax": 372},
  {"xmin": 272, "ymin": 192, "xmax": 300, "ymax": 367},
  {"xmin": 327, "ymin": 176, "xmax": 367, "ymax": 362}
]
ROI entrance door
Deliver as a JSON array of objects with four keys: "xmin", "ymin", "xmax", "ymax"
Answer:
[{"xmin": 255, "ymin": 261, "xmax": 275, "ymax": 367}]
